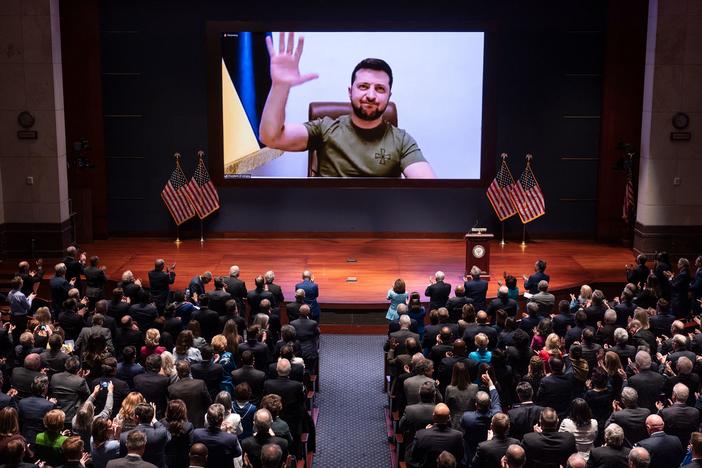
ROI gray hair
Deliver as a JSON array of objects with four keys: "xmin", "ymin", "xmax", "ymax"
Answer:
[
  {"xmin": 628, "ymin": 447, "xmax": 651, "ymax": 468},
  {"xmin": 264, "ymin": 270, "xmax": 275, "ymax": 282},
  {"xmin": 397, "ymin": 303, "xmax": 408, "ymax": 315},
  {"xmin": 55, "ymin": 263, "xmax": 67, "ymax": 275},
  {"xmin": 399, "ymin": 315, "xmax": 411, "ymax": 328},
  {"xmin": 435, "ymin": 271, "xmax": 445, "ymax": 281},
  {"xmin": 295, "ymin": 288, "xmax": 306, "ymax": 298},
  {"xmin": 673, "ymin": 383, "xmax": 690, "ymax": 403},
  {"xmin": 122, "ymin": 270, "xmax": 134, "ymax": 282},
  {"xmin": 470, "ymin": 266, "xmax": 481, "ymax": 277},
  {"xmin": 613, "ymin": 327, "xmax": 628, "ymax": 344},
  {"xmin": 635, "ymin": 351, "xmax": 651, "ymax": 370},
  {"xmin": 621, "ymin": 387, "xmax": 639, "ymax": 408},
  {"xmin": 229, "ymin": 265, "xmax": 240, "ymax": 277},
  {"xmin": 253, "ymin": 408, "xmax": 273, "ymax": 433},
  {"xmin": 538, "ymin": 280, "xmax": 549, "ymax": 292},
  {"xmin": 604, "ymin": 309, "xmax": 616, "ymax": 324},
  {"xmin": 498, "ymin": 286, "xmax": 509, "ymax": 296},
  {"xmin": 604, "ymin": 423, "xmax": 624, "ymax": 448},
  {"xmin": 276, "ymin": 358, "xmax": 291, "ymax": 377}
]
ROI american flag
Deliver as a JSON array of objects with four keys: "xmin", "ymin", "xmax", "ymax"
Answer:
[
  {"xmin": 487, "ymin": 158, "xmax": 517, "ymax": 221},
  {"xmin": 509, "ymin": 160, "xmax": 545, "ymax": 223},
  {"xmin": 184, "ymin": 154, "xmax": 220, "ymax": 219},
  {"xmin": 622, "ymin": 155, "xmax": 635, "ymax": 222},
  {"xmin": 161, "ymin": 163, "xmax": 196, "ymax": 225}
]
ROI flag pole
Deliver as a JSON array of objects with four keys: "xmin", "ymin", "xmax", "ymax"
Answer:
[
  {"xmin": 521, "ymin": 224, "xmax": 526, "ymax": 246},
  {"xmin": 500, "ymin": 221, "xmax": 506, "ymax": 246},
  {"xmin": 174, "ymin": 153, "xmax": 183, "ymax": 245},
  {"xmin": 197, "ymin": 150, "xmax": 206, "ymax": 244}
]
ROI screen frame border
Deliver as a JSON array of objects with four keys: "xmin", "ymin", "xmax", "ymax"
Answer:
[{"xmin": 206, "ymin": 20, "xmax": 497, "ymax": 188}]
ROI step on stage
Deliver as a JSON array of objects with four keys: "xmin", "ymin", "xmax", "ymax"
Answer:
[{"xmin": 65, "ymin": 237, "xmax": 633, "ymax": 330}]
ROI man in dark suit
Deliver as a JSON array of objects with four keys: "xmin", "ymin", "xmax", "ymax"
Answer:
[
  {"xmin": 522, "ymin": 407, "xmax": 577, "ymax": 468},
  {"xmin": 613, "ymin": 289, "xmax": 637, "ymax": 327},
  {"xmin": 50, "ymin": 262, "xmax": 74, "ymax": 316},
  {"xmin": 294, "ymin": 270, "xmax": 320, "ymax": 321},
  {"xmin": 223, "ymin": 265, "xmax": 247, "ymax": 314},
  {"xmin": 119, "ymin": 403, "xmax": 170, "ymax": 468},
  {"xmin": 17, "ymin": 259, "xmax": 43, "ymax": 297},
  {"xmin": 626, "ymin": 254, "xmax": 651, "ymax": 287},
  {"xmin": 464, "ymin": 266, "xmax": 488, "ymax": 312},
  {"xmin": 231, "ymin": 350, "xmax": 267, "ymax": 403},
  {"xmin": 18, "ymin": 374, "xmax": 55, "ymax": 443},
  {"xmin": 588, "ymin": 423, "xmax": 630, "ymax": 468},
  {"xmin": 289, "ymin": 305, "xmax": 320, "ymax": 371},
  {"xmin": 606, "ymin": 387, "xmax": 651, "ymax": 446},
  {"xmin": 108, "ymin": 288, "xmax": 132, "ymax": 321},
  {"xmin": 595, "ymin": 309, "xmax": 618, "ymax": 346},
  {"xmin": 636, "ymin": 414, "xmax": 684, "ymax": 468},
  {"xmin": 523, "ymin": 259, "xmax": 549, "ymax": 295},
  {"xmin": 63, "ymin": 245, "xmax": 86, "ymax": 292},
  {"xmin": 192, "ymin": 294, "xmax": 220, "ymax": 343},
  {"xmin": 262, "ymin": 359, "xmax": 306, "ymax": 438},
  {"xmin": 649, "ymin": 302, "xmax": 676, "ymax": 338},
  {"xmin": 75, "ymin": 313, "xmax": 114, "ymax": 355},
  {"xmin": 584, "ymin": 290, "xmax": 609, "ymax": 327},
  {"xmin": 133, "ymin": 354, "xmax": 171, "ymax": 418},
  {"xmin": 168, "ymin": 361, "xmax": 212, "ymax": 428},
  {"xmin": 191, "ymin": 345, "xmax": 225, "ymax": 400},
  {"xmin": 462, "ymin": 311, "xmax": 498, "ymax": 351},
  {"xmin": 128, "ymin": 290, "xmax": 158, "ymax": 332},
  {"xmin": 84, "ymin": 255, "xmax": 108, "ymax": 306},
  {"xmin": 487, "ymin": 286, "xmax": 518, "ymax": 319},
  {"xmin": 188, "ymin": 271, "xmax": 212, "ymax": 299},
  {"xmin": 399, "ymin": 382, "xmax": 437, "ymax": 454},
  {"xmin": 264, "ymin": 270, "xmax": 284, "ymax": 308},
  {"xmin": 552, "ymin": 300, "xmax": 575, "ymax": 337},
  {"xmin": 49, "ymin": 355, "xmax": 90, "ymax": 423},
  {"xmin": 147, "ymin": 259, "xmax": 175, "ymax": 312},
  {"xmin": 208, "ymin": 277, "xmax": 232, "ymax": 316},
  {"xmin": 681, "ymin": 432, "xmax": 702, "ymax": 468},
  {"xmin": 385, "ymin": 314, "xmax": 420, "ymax": 356},
  {"xmin": 248, "ymin": 276, "xmax": 275, "ymax": 316},
  {"xmin": 192, "ymin": 404, "xmax": 241, "ymax": 468},
  {"xmin": 91, "ymin": 357, "xmax": 130, "ymax": 418},
  {"xmin": 116, "ymin": 316, "xmax": 144, "ymax": 351},
  {"xmin": 535, "ymin": 357, "xmax": 573, "ymax": 420},
  {"xmin": 285, "ymin": 289, "xmax": 306, "ymax": 323},
  {"xmin": 425, "ymin": 271, "xmax": 452, "ymax": 313},
  {"xmin": 460, "ymin": 374, "xmax": 502, "ymax": 466},
  {"xmin": 240, "ymin": 326, "xmax": 271, "ymax": 372},
  {"xmin": 437, "ymin": 340, "xmax": 479, "ymax": 393},
  {"xmin": 629, "ymin": 351, "xmax": 666, "ymax": 413},
  {"xmin": 508, "ymin": 382, "xmax": 543, "ymax": 441},
  {"xmin": 11, "ymin": 353, "xmax": 42, "ymax": 400},
  {"xmin": 410, "ymin": 403, "xmax": 464, "ymax": 468},
  {"xmin": 240, "ymin": 409, "xmax": 289, "ymax": 468},
  {"xmin": 445, "ymin": 284, "xmax": 472, "ymax": 322},
  {"xmin": 428, "ymin": 327, "xmax": 454, "ymax": 372},
  {"xmin": 472, "ymin": 413, "xmax": 520, "ymax": 468},
  {"xmin": 107, "ymin": 431, "xmax": 157, "ymax": 468},
  {"xmin": 658, "ymin": 383, "xmax": 699, "ymax": 448}
]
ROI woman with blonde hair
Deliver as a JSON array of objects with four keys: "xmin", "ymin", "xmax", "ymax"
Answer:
[
  {"xmin": 212, "ymin": 334, "xmax": 236, "ymax": 393},
  {"xmin": 112, "ymin": 392, "xmax": 145, "ymax": 432},
  {"xmin": 386, "ymin": 278, "xmax": 408, "ymax": 321},
  {"xmin": 140, "ymin": 328, "xmax": 166, "ymax": 362},
  {"xmin": 570, "ymin": 284, "xmax": 593, "ymax": 311},
  {"xmin": 538, "ymin": 333, "xmax": 562, "ymax": 373},
  {"xmin": 159, "ymin": 351, "xmax": 178, "ymax": 383}
]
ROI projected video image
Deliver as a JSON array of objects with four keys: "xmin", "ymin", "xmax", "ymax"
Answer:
[{"xmin": 220, "ymin": 31, "xmax": 484, "ymax": 179}]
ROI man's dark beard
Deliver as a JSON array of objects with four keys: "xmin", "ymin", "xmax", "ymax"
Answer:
[{"xmin": 351, "ymin": 101, "xmax": 387, "ymax": 121}]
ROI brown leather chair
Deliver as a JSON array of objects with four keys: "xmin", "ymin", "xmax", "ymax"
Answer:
[{"xmin": 306, "ymin": 101, "xmax": 398, "ymax": 177}]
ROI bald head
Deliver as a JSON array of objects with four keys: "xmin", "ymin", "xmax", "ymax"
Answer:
[
  {"xmin": 503, "ymin": 444, "xmax": 526, "ymax": 468},
  {"xmin": 433, "ymin": 403, "xmax": 450, "ymax": 425},
  {"xmin": 276, "ymin": 358, "xmax": 291, "ymax": 377},
  {"xmin": 302, "ymin": 270, "xmax": 312, "ymax": 280},
  {"xmin": 645, "ymin": 414, "xmax": 664, "ymax": 434},
  {"xmin": 628, "ymin": 447, "xmax": 650, "ymax": 468},
  {"xmin": 566, "ymin": 454, "xmax": 586, "ymax": 468},
  {"xmin": 24, "ymin": 353, "xmax": 41, "ymax": 371},
  {"xmin": 189, "ymin": 443, "xmax": 208, "ymax": 467},
  {"xmin": 477, "ymin": 310, "xmax": 488, "ymax": 324}
]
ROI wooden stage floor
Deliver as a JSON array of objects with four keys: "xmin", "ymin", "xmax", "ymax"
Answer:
[{"xmin": 63, "ymin": 237, "xmax": 634, "ymax": 310}]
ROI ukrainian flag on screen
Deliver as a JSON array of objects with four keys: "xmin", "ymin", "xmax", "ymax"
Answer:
[{"xmin": 221, "ymin": 32, "xmax": 272, "ymax": 168}]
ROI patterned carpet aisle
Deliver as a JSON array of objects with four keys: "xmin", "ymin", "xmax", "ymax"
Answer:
[{"xmin": 313, "ymin": 334, "xmax": 390, "ymax": 467}]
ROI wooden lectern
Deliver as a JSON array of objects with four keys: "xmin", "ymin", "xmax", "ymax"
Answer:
[{"xmin": 465, "ymin": 230, "xmax": 494, "ymax": 278}]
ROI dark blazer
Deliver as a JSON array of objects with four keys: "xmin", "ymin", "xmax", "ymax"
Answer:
[
  {"xmin": 410, "ymin": 424, "xmax": 464, "ymax": 468},
  {"xmin": 188, "ymin": 276, "xmax": 207, "ymax": 297},
  {"xmin": 75, "ymin": 324, "xmax": 114, "ymax": 355},
  {"xmin": 587, "ymin": 445, "xmax": 630, "ymax": 468},
  {"xmin": 399, "ymin": 402, "xmax": 435, "ymax": 439},
  {"xmin": 636, "ymin": 431, "xmax": 684, "ymax": 468},
  {"xmin": 289, "ymin": 317, "xmax": 320, "ymax": 360},
  {"xmin": 606, "ymin": 407, "xmax": 651, "ymax": 445},
  {"xmin": 231, "ymin": 365, "xmax": 267, "ymax": 403},
  {"xmin": 241, "ymin": 434, "xmax": 289, "ymax": 468},
  {"xmin": 119, "ymin": 422, "xmax": 170, "ymax": 468},
  {"xmin": 507, "ymin": 402, "xmax": 543, "ymax": 441},
  {"xmin": 167, "ymin": 377, "xmax": 212, "ymax": 428},
  {"xmin": 486, "ymin": 297, "xmax": 518, "ymax": 318},
  {"xmin": 522, "ymin": 430, "xmax": 576, "ymax": 468},
  {"xmin": 262, "ymin": 377, "xmax": 306, "ymax": 434},
  {"xmin": 49, "ymin": 371, "xmax": 90, "ymax": 421},
  {"xmin": 524, "ymin": 271, "xmax": 549, "ymax": 295},
  {"xmin": 108, "ymin": 300, "xmax": 131, "ymax": 321},
  {"xmin": 148, "ymin": 270, "xmax": 175, "ymax": 308},
  {"xmin": 247, "ymin": 289, "xmax": 275, "ymax": 315},
  {"xmin": 614, "ymin": 300, "xmax": 636, "ymax": 327},
  {"xmin": 190, "ymin": 361, "xmax": 225, "ymax": 400},
  {"xmin": 535, "ymin": 373, "xmax": 573, "ymax": 419},
  {"xmin": 50, "ymin": 275, "xmax": 71, "ymax": 312},
  {"xmin": 128, "ymin": 303, "xmax": 158, "ymax": 331},
  {"xmin": 659, "ymin": 403, "xmax": 700, "ymax": 448},
  {"xmin": 84, "ymin": 266, "xmax": 107, "ymax": 299},
  {"xmin": 266, "ymin": 282, "xmax": 284, "ymax": 306},
  {"xmin": 106, "ymin": 455, "xmax": 157, "ymax": 468},
  {"xmin": 464, "ymin": 278, "xmax": 488, "ymax": 312},
  {"xmin": 552, "ymin": 312, "xmax": 575, "ymax": 337},
  {"xmin": 18, "ymin": 395, "xmax": 55, "ymax": 443},
  {"xmin": 222, "ymin": 276, "xmax": 247, "ymax": 311},
  {"xmin": 238, "ymin": 339, "xmax": 271, "ymax": 372},
  {"xmin": 133, "ymin": 371, "xmax": 171, "ymax": 418},
  {"xmin": 682, "ymin": 461, "xmax": 702, "ymax": 468},
  {"xmin": 11, "ymin": 367, "xmax": 41, "ymax": 400},
  {"xmin": 629, "ymin": 369, "xmax": 666, "ymax": 413},
  {"xmin": 267, "ymin": 361, "xmax": 304, "ymax": 382},
  {"xmin": 192, "ymin": 306, "xmax": 220, "ymax": 342},
  {"xmin": 191, "ymin": 427, "xmax": 241, "ymax": 468},
  {"xmin": 446, "ymin": 296, "xmax": 472, "ymax": 321},
  {"xmin": 91, "ymin": 376, "xmax": 130, "ymax": 419},
  {"xmin": 462, "ymin": 324, "xmax": 498, "ymax": 351},
  {"xmin": 425, "ymin": 281, "xmax": 452, "ymax": 312},
  {"xmin": 208, "ymin": 289, "xmax": 232, "ymax": 315},
  {"xmin": 472, "ymin": 436, "xmax": 520, "ymax": 468},
  {"xmin": 116, "ymin": 327, "xmax": 144, "ymax": 352},
  {"xmin": 64, "ymin": 256, "xmax": 85, "ymax": 290}
]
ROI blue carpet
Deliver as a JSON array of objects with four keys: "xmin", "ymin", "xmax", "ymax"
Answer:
[{"xmin": 313, "ymin": 334, "xmax": 390, "ymax": 467}]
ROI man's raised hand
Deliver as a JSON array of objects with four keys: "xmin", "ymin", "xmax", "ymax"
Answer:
[{"xmin": 266, "ymin": 32, "xmax": 318, "ymax": 87}]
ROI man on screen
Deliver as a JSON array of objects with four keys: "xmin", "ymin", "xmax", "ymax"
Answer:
[{"xmin": 259, "ymin": 32, "xmax": 436, "ymax": 178}]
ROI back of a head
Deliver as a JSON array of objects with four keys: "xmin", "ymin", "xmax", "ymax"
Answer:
[
  {"xmin": 261, "ymin": 443, "xmax": 283, "ymax": 468},
  {"xmin": 476, "ymin": 391, "xmax": 490, "ymax": 412},
  {"xmin": 620, "ymin": 386, "xmax": 639, "ymax": 408},
  {"xmin": 207, "ymin": 403, "xmax": 225, "ymax": 428},
  {"xmin": 189, "ymin": 443, "xmax": 208, "ymax": 467},
  {"xmin": 176, "ymin": 360, "xmax": 191, "ymax": 378},
  {"xmin": 539, "ymin": 407, "xmax": 559, "ymax": 432},
  {"xmin": 254, "ymin": 408, "xmax": 273, "ymax": 434},
  {"xmin": 419, "ymin": 381, "xmax": 436, "ymax": 404},
  {"xmin": 432, "ymin": 403, "xmax": 450, "ymax": 425},
  {"xmin": 628, "ymin": 447, "xmax": 651, "ymax": 468},
  {"xmin": 399, "ymin": 314, "xmax": 411, "ymax": 328},
  {"xmin": 604, "ymin": 423, "xmax": 625, "ymax": 448},
  {"xmin": 691, "ymin": 432, "xmax": 702, "ymax": 457},
  {"xmin": 436, "ymin": 451, "xmax": 456, "ymax": 468},
  {"xmin": 126, "ymin": 430, "xmax": 147, "ymax": 453},
  {"xmin": 538, "ymin": 280, "xmax": 549, "ymax": 292},
  {"xmin": 491, "ymin": 413, "xmax": 510, "ymax": 438},
  {"xmin": 62, "ymin": 436, "xmax": 84, "ymax": 461},
  {"xmin": 566, "ymin": 454, "xmax": 586, "ymax": 468},
  {"xmin": 276, "ymin": 358, "xmax": 291, "ymax": 377},
  {"xmin": 504, "ymin": 444, "xmax": 526, "ymax": 468},
  {"xmin": 134, "ymin": 403, "xmax": 154, "ymax": 424}
]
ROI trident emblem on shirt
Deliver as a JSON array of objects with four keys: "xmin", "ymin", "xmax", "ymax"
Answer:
[{"xmin": 374, "ymin": 148, "xmax": 389, "ymax": 165}]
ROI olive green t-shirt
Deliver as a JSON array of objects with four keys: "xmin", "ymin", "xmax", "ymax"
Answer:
[{"xmin": 303, "ymin": 114, "xmax": 426, "ymax": 177}]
